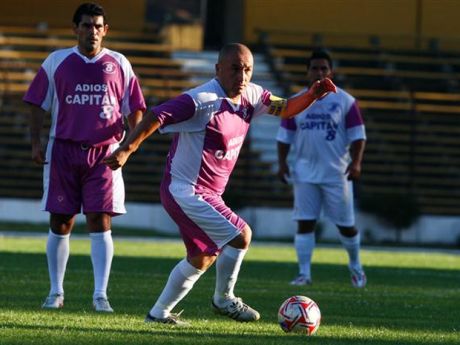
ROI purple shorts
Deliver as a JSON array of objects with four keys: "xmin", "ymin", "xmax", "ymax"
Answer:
[{"xmin": 42, "ymin": 138, "xmax": 126, "ymax": 216}]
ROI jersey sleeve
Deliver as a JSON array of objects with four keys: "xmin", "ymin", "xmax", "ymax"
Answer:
[
  {"xmin": 153, "ymin": 93, "xmax": 196, "ymax": 132},
  {"xmin": 23, "ymin": 55, "xmax": 54, "ymax": 111},
  {"xmin": 125, "ymin": 76, "xmax": 146, "ymax": 115},
  {"xmin": 118, "ymin": 55, "xmax": 146, "ymax": 116},
  {"xmin": 276, "ymin": 118, "xmax": 297, "ymax": 144},
  {"xmin": 345, "ymin": 101, "xmax": 366, "ymax": 143},
  {"xmin": 245, "ymin": 83, "xmax": 272, "ymax": 118}
]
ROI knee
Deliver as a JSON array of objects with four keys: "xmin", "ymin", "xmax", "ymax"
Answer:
[
  {"xmin": 50, "ymin": 213, "xmax": 75, "ymax": 235},
  {"xmin": 188, "ymin": 254, "xmax": 217, "ymax": 271},
  {"xmin": 86, "ymin": 212, "xmax": 112, "ymax": 232},
  {"xmin": 228, "ymin": 225, "xmax": 252, "ymax": 250},
  {"xmin": 298, "ymin": 220, "xmax": 316, "ymax": 234},
  {"xmin": 338, "ymin": 225, "xmax": 358, "ymax": 237}
]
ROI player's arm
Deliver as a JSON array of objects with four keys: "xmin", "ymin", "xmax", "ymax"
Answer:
[
  {"xmin": 346, "ymin": 139, "xmax": 366, "ymax": 180},
  {"xmin": 104, "ymin": 110, "xmax": 161, "ymax": 170},
  {"xmin": 268, "ymin": 78, "xmax": 337, "ymax": 119},
  {"xmin": 27, "ymin": 104, "xmax": 47, "ymax": 165},
  {"xmin": 126, "ymin": 110, "xmax": 143, "ymax": 131},
  {"xmin": 277, "ymin": 141, "xmax": 291, "ymax": 184}
]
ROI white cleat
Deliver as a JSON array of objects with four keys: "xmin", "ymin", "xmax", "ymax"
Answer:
[
  {"xmin": 42, "ymin": 294, "xmax": 64, "ymax": 309},
  {"xmin": 93, "ymin": 297, "xmax": 114, "ymax": 313},
  {"xmin": 350, "ymin": 267, "xmax": 367, "ymax": 288},
  {"xmin": 289, "ymin": 275, "xmax": 312, "ymax": 286},
  {"xmin": 212, "ymin": 297, "xmax": 260, "ymax": 322}
]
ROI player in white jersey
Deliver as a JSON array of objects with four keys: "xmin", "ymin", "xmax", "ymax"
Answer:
[
  {"xmin": 23, "ymin": 3, "xmax": 146, "ymax": 312},
  {"xmin": 104, "ymin": 43, "xmax": 336, "ymax": 325},
  {"xmin": 276, "ymin": 49, "xmax": 367, "ymax": 288}
]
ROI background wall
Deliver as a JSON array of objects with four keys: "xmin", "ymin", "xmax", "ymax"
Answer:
[
  {"xmin": 0, "ymin": 0, "xmax": 146, "ymax": 31},
  {"xmin": 0, "ymin": 0, "xmax": 459, "ymax": 51},
  {"xmin": 1, "ymin": 198, "xmax": 459, "ymax": 246},
  {"xmin": 242, "ymin": 0, "xmax": 460, "ymax": 50},
  {"xmin": 422, "ymin": 0, "xmax": 460, "ymax": 50},
  {"xmin": 244, "ymin": 0, "xmax": 416, "ymax": 40}
]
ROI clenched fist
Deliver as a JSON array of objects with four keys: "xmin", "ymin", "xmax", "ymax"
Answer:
[{"xmin": 309, "ymin": 78, "xmax": 337, "ymax": 100}]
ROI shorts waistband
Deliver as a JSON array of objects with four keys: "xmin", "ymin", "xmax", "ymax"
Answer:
[{"xmin": 53, "ymin": 138, "xmax": 109, "ymax": 150}]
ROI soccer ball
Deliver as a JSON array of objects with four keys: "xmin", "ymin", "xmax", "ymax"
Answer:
[{"xmin": 278, "ymin": 295, "xmax": 321, "ymax": 335}]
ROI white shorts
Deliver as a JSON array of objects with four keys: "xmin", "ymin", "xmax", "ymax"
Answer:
[
  {"xmin": 292, "ymin": 181, "xmax": 355, "ymax": 227},
  {"xmin": 160, "ymin": 176, "xmax": 247, "ymax": 257}
]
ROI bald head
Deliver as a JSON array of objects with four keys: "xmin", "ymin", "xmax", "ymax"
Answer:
[
  {"xmin": 215, "ymin": 43, "xmax": 254, "ymax": 101},
  {"xmin": 218, "ymin": 43, "xmax": 253, "ymax": 64}
]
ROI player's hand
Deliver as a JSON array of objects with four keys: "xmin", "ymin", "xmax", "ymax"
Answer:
[
  {"xmin": 31, "ymin": 144, "xmax": 47, "ymax": 165},
  {"xmin": 309, "ymin": 78, "xmax": 337, "ymax": 100},
  {"xmin": 277, "ymin": 162, "xmax": 290, "ymax": 184},
  {"xmin": 345, "ymin": 162, "xmax": 362, "ymax": 181},
  {"xmin": 103, "ymin": 149, "xmax": 131, "ymax": 170}
]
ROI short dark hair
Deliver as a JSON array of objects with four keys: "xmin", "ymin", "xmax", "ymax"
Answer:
[
  {"xmin": 307, "ymin": 49, "xmax": 333, "ymax": 69},
  {"xmin": 73, "ymin": 2, "xmax": 106, "ymax": 26}
]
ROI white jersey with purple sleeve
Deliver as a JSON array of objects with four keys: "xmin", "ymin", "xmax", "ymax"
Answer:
[
  {"xmin": 23, "ymin": 46, "xmax": 146, "ymax": 146},
  {"xmin": 154, "ymin": 78, "xmax": 272, "ymax": 195},
  {"xmin": 276, "ymin": 87, "xmax": 366, "ymax": 183}
]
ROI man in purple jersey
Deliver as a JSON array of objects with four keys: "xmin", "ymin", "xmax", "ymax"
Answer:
[
  {"xmin": 277, "ymin": 49, "xmax": 367, "ymax": 288},
  {"xmin": 23, "ymin": 3, "xmax": 146, "ymax": 312},
  {"xmin": 104, "ymin": 43, "xmax": 336, "ymax": 325}
]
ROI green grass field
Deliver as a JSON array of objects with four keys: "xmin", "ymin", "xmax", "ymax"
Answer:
[{"xmin": 0, "ymin": 234, "xmax": 459, "ymax": 345}]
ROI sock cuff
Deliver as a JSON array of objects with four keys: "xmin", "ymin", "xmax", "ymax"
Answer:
[
  {"xmin": 89, "ymin": 230, "xmax": 112, "ymax": 239},
  {"xmin": 339, "ymin": 232, "xmax": 360, "ymax": 246},
  {"xmin": 180, "ymin": 258, "xmax": 205, "ymax": 276},
  {"xmin": 49, "ymin": 229, "xmax": 70, "ymax": 239},
  {"xmin": 221, "ymin": 245, "xmax": 247, "ymax": 259},
  {"xmin": 295, "ymin": 232, "xmax": 315, "ymax": 240}
]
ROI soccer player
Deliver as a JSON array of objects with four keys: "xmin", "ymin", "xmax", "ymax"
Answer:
[
  {"xmin": 103, "ymin": 43, "xmax": 336, "ymax": 325},
  {"xmin": 276, "ymin": 49, "xmax": 367, "ymax": 288},
  {"xmin": 23, "ymin": 2, "xmax": 146, "ymax": 312}
]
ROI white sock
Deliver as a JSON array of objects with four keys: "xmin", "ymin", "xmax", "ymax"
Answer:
[
  {"xmin": 90, "ymin": 231, "xmax": 114, "ymax": 300},
  {"xmin": 339, "ymin": 232, "xmax": 362, "ymax": 271},
  {"xmin": 213, "ymin": 246, "xmax": 247, "ymax": 306},
  {"xmin": 150, "ymin": 258, "xmax": 204, "ymax": 318},
  {"xmin": 294, "ymin": 233, "xmax": 315, "ymax": 279},
  {"xmin": 46, "ymin": 230, "xmax": 70, "ymax": 296}
]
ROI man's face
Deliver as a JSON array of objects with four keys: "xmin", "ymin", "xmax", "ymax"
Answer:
[
  {"xmin": 215, "ymin": 48, "xmax": 254, "ymax": 100},
  {"xmin": 307, "ymin": 58, "xmax": 332, "ymax": 86},
  {"xmin": 74, "ymin": 14, "xmax": 107, "ymax": 57}
]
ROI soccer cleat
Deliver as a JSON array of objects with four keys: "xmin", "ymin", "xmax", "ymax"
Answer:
[
  {"xmin": 144, "ymin": 310, "xmax": 190, "ymax": 327},
  {"xmin": 93, "ymin": 297, "xmax": 114, "ymax": 312},
  {"xmin": 42, "ymin": 294, "xmax": 64, "ymax": 309},
  {"xmin": 350, "ymin": 267, "xmax": 367, "ymax": 288},
  {"xmin": 289, "ymin": 275, "xmax": 312, "ymax": 286},
  {"xmin": 212, "ymin": 297, "xmax": 260, "ymax": 322}
]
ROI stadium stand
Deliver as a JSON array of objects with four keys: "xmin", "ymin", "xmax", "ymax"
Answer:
[
  {"xmin": 269, "ymin": 46, "xmax": 458, "ymax": 93},
  {"xmin": 0, "ymin": 26, "xmax": 287, "ymax": 209},
  {"xmin": 2, "ymin": 25, "xmax": 460, "ymax": 215},
  {"xmin": 0, "ymin": 27, "xmax": 177, "ymax": 203},
  {"xmin": 261, "ymin": 35, "xmax": 460, "ymax": 216}
]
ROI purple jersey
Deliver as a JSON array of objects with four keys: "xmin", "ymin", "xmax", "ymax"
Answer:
[
  {"xmin": 23, "ymin": 46, "xmax": 146, "ymax": 146},
  {"xmin": 153, "ymin": 78, "xmax": 272, "ymax": 195}
]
